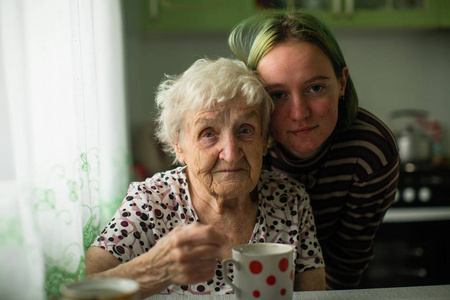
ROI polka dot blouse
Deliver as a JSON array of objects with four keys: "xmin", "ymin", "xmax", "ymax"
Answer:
[{"xmin": 92, "ymin": 166, "xmax": 325, "ymax": 295}]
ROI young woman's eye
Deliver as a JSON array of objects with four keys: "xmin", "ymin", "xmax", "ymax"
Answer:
[
  {"xmin": 269, "ymin": 91, "xmax": 286, "ymax": 101},
  {"xmin": 308, "ymin": 85, "xmax": 324, "ymax": 93}
]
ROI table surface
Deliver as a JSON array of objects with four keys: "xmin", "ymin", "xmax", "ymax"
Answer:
[{"xmin": 146, "ymin": 284, "xmax": 450, "ymax": 299}]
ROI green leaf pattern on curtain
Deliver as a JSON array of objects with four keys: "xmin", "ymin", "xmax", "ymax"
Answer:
[
  {"xmin": 45, "ymin": 256, "xmax": 85, "ymax": 299},
  {"xmin": 83, "ymin": 214, "xmax": 100, "ymax": 253},
  {"xmin": 0, "ymin": 1, "xmax": 129, "ymax": 299},
  {"xmin": 80, "ymin": 150, "xmax": 101, "ymax": 252},
  {"xmin": 99, "ymin": 153, "xmax": 133, "ymax": 228},
  {"xmin": 31, "ymin": 160, "xmax": 92, "ymax": 299},
  {"xmin": 0, "ymin": 217, "xmax": 24, "ymax": 246}
]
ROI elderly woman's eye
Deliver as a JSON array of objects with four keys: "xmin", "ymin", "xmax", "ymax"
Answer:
[
  {"xmin": 239, "ymin": 127, "xmax": 254, "ymax": 135},
  {"xmin": 202, "ymin": 131, "xmax": 215, "ymax": 138}
]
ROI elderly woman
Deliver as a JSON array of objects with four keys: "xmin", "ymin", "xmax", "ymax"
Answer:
[{"xmin": 85, "ymin": 58, "xmax": 325, "ymax": 297}]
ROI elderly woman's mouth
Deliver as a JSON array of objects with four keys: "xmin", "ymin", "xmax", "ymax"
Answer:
[
  {"xmin": 216, "ymin": 169, "xmax": 244, "ymax": 173},
  {"xmin": 212, "ymin": 168, "xmax": 249, "ymax": 177}
]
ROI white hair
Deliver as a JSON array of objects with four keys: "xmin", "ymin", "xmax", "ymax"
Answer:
[{"xmin": 154, "ymin": 57, "xmax": 273, "ymax": 162}]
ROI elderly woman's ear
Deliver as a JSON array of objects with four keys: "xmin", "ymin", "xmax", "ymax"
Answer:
[{"xmin": 172, "ymin": 142, "xmax": 186, "ymax": 164}]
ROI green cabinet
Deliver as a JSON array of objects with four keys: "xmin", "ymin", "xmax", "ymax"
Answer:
[
  {"xmin": 140, "ymin": 0, "xmax": 255, "ymax": 32},
  {"xmin": 440, "ymin": 0, "xmax": 450, "ymax": 27},
  {"xmin": 139, "ymin": 0, "xmax": 450, "ymax": 32},
  {"xmin": 261, "ymin": 0, "xmax": 443, "ymax": 29}
]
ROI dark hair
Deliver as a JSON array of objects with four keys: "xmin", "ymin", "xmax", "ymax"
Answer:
[{"xmin": 228, "ymin": 11, "xmax": 358, "ymax": 129}]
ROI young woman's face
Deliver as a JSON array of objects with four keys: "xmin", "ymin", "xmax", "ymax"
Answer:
[{"xmin": 257, "ymin": 40, "xmax": 348, "ymax": 159}]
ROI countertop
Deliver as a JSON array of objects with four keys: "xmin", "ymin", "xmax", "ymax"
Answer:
[
  {"xmin": 146, "ymin": 284, "xmax": 450, "ymax": 299},
  {"xmin": 383, "ymin": 206, "xmax": 450, "ymax": 223}
]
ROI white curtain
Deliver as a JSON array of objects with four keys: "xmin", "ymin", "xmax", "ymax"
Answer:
[{"xmin": 0, "ymin": 0, "xmax": 131, "ymax": 299}]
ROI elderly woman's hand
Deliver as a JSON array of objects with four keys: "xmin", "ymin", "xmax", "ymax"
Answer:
[
  {"xmin": 144, "ymin": 222, "xmax": 228, "ymax": 286},
  {"xmin": 85, "ymin": 222, "xmax": 228, "ymax": 297}
]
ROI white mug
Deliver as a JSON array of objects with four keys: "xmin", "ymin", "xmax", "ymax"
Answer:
[{"xmin": 222, "ymin": 243, "xmax": 294, "ymax": 300}]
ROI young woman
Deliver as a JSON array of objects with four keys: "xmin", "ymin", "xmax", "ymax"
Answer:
[{"xmin": 228, "ymin": 11, "xmax": 400, "ymax": 290}]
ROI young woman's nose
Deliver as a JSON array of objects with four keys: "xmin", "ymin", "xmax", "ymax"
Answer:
[
  {"xmin": 289, "ymin": 95, "xmax": 310, "ymax": 121},
  {"xmin": 218, "ymin": 133, "xmax": 243, "ymax": 162}
]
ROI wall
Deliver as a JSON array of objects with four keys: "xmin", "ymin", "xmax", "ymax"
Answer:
[
  {"xmin": 124, "ymin": 32, "xmax": 233, "ymax": 174},
  {"xmin": 122, "ymin": 3, "xmax": 450, "ymax": 174},
  {"xmin": 336, "ymin": 28, "xmax": 450, "ymax": 151}
]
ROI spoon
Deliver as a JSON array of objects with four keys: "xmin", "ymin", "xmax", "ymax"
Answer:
[{"xmin": 226, "ymin": 243, "xmax": 243, "ymax": 252}]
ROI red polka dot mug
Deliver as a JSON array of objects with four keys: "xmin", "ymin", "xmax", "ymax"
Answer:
[{"xmin": 222, "ymin": 243, "xmax": 294, "ymax": 300}]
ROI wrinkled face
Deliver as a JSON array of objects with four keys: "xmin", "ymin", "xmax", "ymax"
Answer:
[
  {"xmin": 257, "ymin": 40, "xmax": 347, "ymax": 159},
  {"xmin": 174, "ymin": 98, "xmax": 267, "ymax": 200}
]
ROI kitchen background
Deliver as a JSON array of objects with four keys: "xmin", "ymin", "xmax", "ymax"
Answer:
[
  {"xmin": 122, "ymin": 0, "xmax": 450, "ymax": 177},
  {"xmin": 121, "ymin": 0, "xmax": 450, "ymax": 288},
  {"xmin": 1, "ymin": 1, "xmax": 449, "ymax": 295}
]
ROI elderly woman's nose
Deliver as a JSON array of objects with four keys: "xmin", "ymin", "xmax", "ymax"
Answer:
[{"xmin": 218, "ymin": 134, "xmax": 243, "ymax": 162}]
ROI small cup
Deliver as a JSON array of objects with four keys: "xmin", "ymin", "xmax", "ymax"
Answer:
[
  {"xmin": 60, "ymin": 278, "xmax": 139, "ymax": 300},
  {"xmin": 222, "ymin": 243, "xmax": 294, "ymax": 300}
]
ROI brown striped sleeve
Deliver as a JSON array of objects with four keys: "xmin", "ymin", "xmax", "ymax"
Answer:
[{"xmin": 264, "ymin": 108, "xmax": 400, "ymax": 289}]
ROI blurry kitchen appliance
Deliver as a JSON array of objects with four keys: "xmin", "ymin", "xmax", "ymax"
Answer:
[
  {"xmin": 359, "ymin": 110, "xmax": 449, "ymax": 289},
  {"xmin": 360, "ymin": 165, "xmax": 450, "ymax": 288},
  {"xmin": 360, "ymin": 219, "xmax": 450, "ymax": 288},
  {"xmin": 360, "ymin": 109, "xmax": 449, "ymax": 287},
  {"xmin": 390, "ymin": 109, "xmax": 433, "ymax": 168},
  {"xmin": 394, "ymin": 166, "xmax": 450, "ymax": 207}
]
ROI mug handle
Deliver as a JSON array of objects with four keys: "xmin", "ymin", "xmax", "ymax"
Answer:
[{"xmin": 221, "ymin": 258, "xmax": 240, "ymax": 296}]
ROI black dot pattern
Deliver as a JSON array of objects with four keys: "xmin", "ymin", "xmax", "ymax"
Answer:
[{"xmin": 93, "ymin": 167, "xmax": 324, "ymax": 295}]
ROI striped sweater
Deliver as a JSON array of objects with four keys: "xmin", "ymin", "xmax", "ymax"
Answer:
[{"xmin": 263, "ymin": 108, "xmax": 400, "ymax": 290}]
